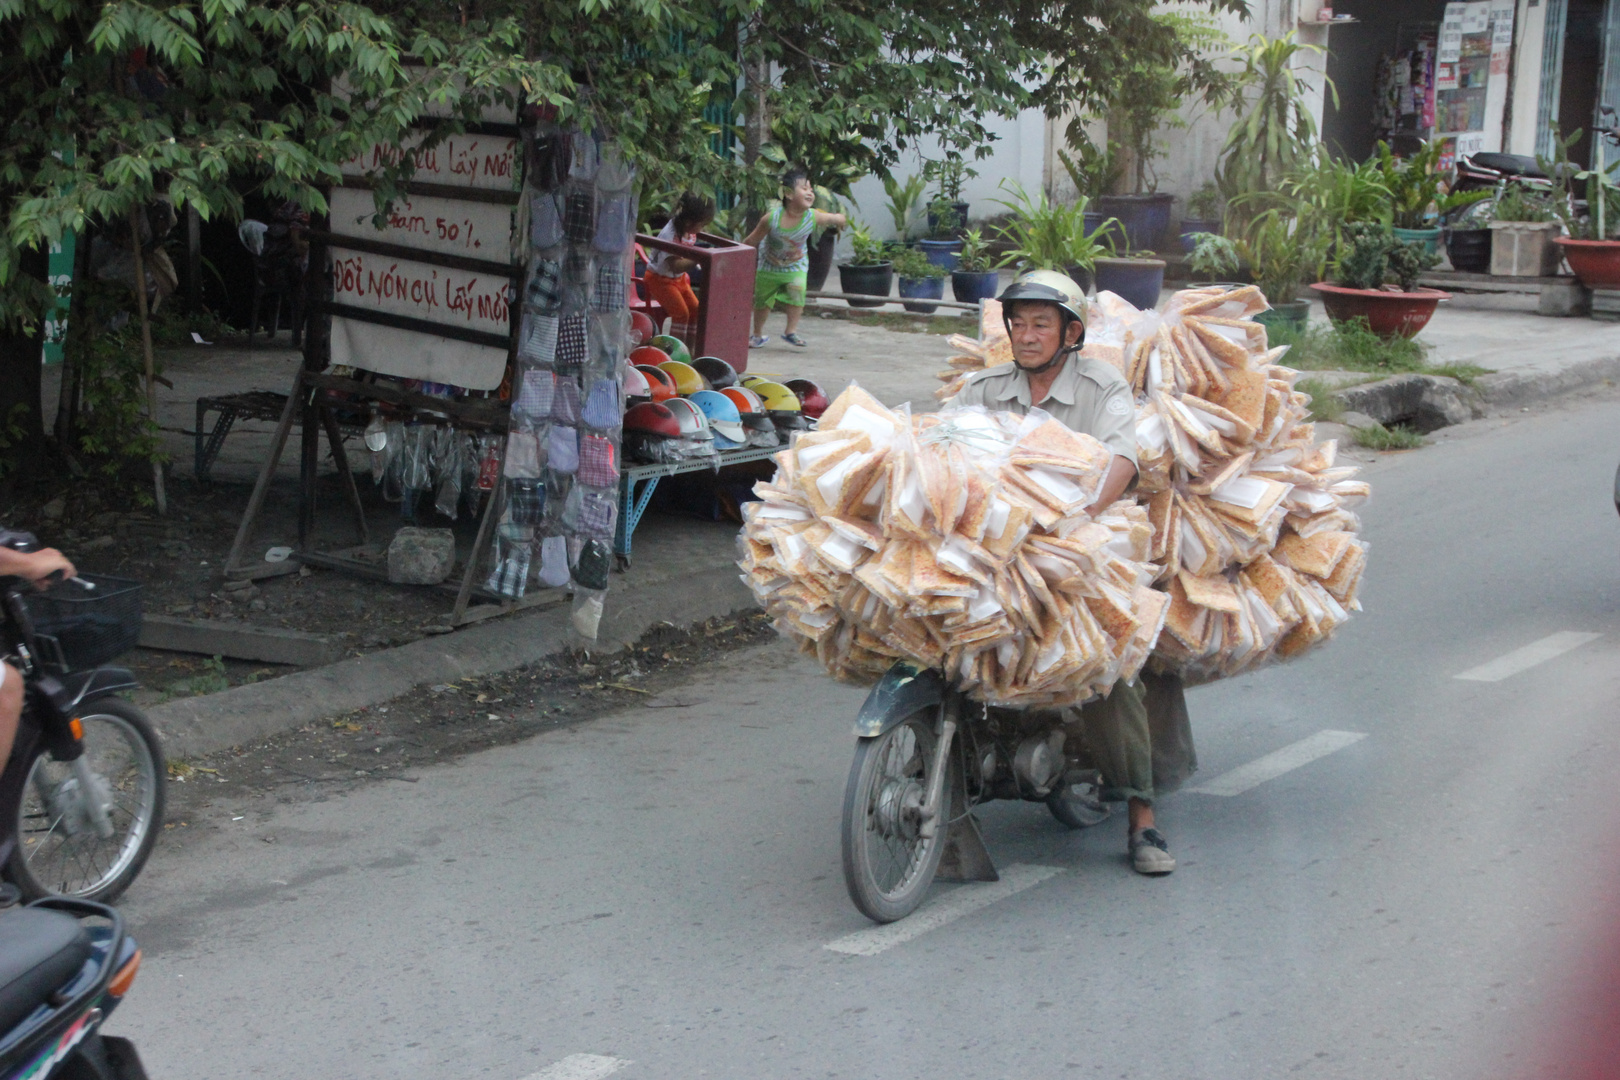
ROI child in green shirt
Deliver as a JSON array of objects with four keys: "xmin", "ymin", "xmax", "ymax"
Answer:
[{"xmin": 742, "ymin": 165, "xmax": 846, "ymax": 348}]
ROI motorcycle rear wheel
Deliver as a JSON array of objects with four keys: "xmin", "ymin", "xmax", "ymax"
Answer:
[
  {"xmin": 6, "ymin": 697, "xmax": 166, "ymax": 903},
  {"xmin": 841, "ymin": 711, "xmax": 947, "ymax": 923}
]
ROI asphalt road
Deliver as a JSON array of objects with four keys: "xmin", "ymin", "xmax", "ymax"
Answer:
[{"xmin": 112, "ymin": 392, "xmax": 1620, "ymax": 1080}]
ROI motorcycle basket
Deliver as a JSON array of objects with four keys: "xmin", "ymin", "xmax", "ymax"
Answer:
[{"xmin": 22, "ymin": 575, "xmax": 143, "ymax": 670}]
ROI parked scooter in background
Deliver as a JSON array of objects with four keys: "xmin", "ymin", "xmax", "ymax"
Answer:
[
  {"xmin": 0, "ymin": 531, "xmax": 164, "ymax": 902},
  {"xmin": 0, "ymin": 894, "xmax": 149, "ymax": 1079}
]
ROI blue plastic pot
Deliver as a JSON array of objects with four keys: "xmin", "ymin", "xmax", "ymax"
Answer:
[
  {"xmin": 919, "ymin": 238, "xmax": 964, "ymax": 272},
  {"xmin": 1095, "ymin": 194, "xmax": 1174, "ymax": 253},
  {"xmin": 1179, "ymin": 217, "xmax": 1216, "ymax": 254},
  {"xmin": 951, "ymin": 269, "xmax": 1001, "ymax": 304},
  {"xmin": 1393, "ymin": 226, "xmax": 1443, "ymax": 255},
  {"xmin": 898, "ymin": 275, "xmax": 946, "ymax": 314},
  {"xmin": 1093, "ymin": 256, "xmax": 1166, "ymax": 310}
]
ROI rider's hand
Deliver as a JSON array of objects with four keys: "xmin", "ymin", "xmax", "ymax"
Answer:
[{"xmin": 8, "ymin": 548, "xmax": 76, "ymax": 589}]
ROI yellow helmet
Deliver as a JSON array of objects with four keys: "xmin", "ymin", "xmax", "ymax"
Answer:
[
  {"xmin": 748, "ymin": 380, "xmax": 801, "ymax": 412},
  {"xmin": 656, "ymin": 360, "xmax": 705, "ymax": 397}
]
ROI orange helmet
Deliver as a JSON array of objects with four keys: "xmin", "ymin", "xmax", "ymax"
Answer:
[
  {"xmin": 634, "ymin": 364, "xmax": 676, "ymax": 402},
  {"xmin": 720, "ymin": 385, "xmax": 762, "ymax": 414}
]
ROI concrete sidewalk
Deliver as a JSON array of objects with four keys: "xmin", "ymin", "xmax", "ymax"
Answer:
[{"xmin": 110, "ymin": 293, "xmax": 1619, "ymax": 756}]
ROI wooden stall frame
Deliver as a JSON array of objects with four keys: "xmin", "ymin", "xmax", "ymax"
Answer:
[{"xmin": 224, "ymin": 121, "xmax": 536, "ymax": 625}]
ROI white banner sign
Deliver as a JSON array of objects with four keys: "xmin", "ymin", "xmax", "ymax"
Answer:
[
  {"xmin": 330, "ymin": 318, "xmax": 508, "ymax": 391},
  {"xmin": 341, "ymin": 131, "xmax": 520, "ymax": 193},
  {"xmin": 328, "ymin": 248, "xmax": 513, "ymax": 389},
  {"xmin": 330, "ymin": 249, "xmax": 511, "ymax": 335},
  {"xmin": 329, "ymin": 187, "xmax": 518, "ymax": 262}
]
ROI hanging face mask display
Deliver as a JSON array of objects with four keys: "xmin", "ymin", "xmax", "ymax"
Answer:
[{"xmin": 487, "ymin": 124, "xmax": 631, "ymax": 637}]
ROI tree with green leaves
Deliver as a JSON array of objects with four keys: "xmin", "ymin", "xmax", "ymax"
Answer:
[{"xmin": 1, "ymin": 0, "xmax": 1246, "ymax": 490}]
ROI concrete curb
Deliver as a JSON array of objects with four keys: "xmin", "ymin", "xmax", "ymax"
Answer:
[
  {"xmin": 1331, "ymin": 353, "xmax": 1620, "ymax": 430},
  {"xmin": 1472, "ymin": 354, "xmax": 1620, "ymax": 410},
  {"xmin": 151, "ymin": 564, "xmax": 757, "ymax": 759}
]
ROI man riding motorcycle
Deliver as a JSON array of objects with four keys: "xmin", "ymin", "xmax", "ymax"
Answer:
[{"xmin": 950, "ymin": 270, "xmax": 1195, "ymax": 875}]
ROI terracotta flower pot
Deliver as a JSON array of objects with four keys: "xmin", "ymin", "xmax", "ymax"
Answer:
[
  {"xmin": 1308, "ymin": 282, "xmax": 1450, "ymax": 339},
  {"xmin": 1554, "ymin": 238, "xmax": 1620, "ymax": 289}
]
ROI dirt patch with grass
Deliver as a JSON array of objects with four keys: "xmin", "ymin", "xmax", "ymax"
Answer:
[
  {"xmin": 159, "ymin": 611, "xmax": 777, "ymax": 838},
  {"xmin": 1270, "ymin": 319, "xmax": 1488, "ymax": 383},
  {"xmin": 3, "ymin": 474, "xmax": 518, "ymax": 705}
]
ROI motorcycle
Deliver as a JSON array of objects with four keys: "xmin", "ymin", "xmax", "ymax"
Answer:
[
  {"xmin": 0, "ymin": 532, "xmax": 164, "ymax": 903},
  {"xmin": 840, "ymin": 661, "xmax": 1111, "ymax": 923},
  {"xmin": 0, "ymin": 894, "xmax": 149, "ymax": 1079}
]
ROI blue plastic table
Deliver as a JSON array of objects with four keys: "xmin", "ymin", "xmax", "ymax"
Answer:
[{"xmin": 615, "ymin": 445, "xmax": 781, "ymax": 564}]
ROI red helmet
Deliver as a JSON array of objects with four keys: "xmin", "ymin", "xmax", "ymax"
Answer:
[
  {"xmin": 630, "ymin": 310, "xmax": 657, "ymax": 346},
  {"xmin": 785, "ymin": 378, "xmax": 830, "ymax": 419},
  {"xmin": 624, "ymin": 402, "xmax": 683, "ymax": 438},
  {"xmin": 634, "ymin": 364, "xmax": 676, "ymax": 402},
  {"xmin": 629, "ymin": 345, "xmax": 672, "ymax": 368}
]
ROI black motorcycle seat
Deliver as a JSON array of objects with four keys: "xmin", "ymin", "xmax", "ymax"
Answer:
[
  {"xmin": 0, "ymin": 908, "xmax": 92, "ymax": 1036},
  {"xmin": 1467, "ymin": 152, "xmax": 1545, "ymax": 177}
]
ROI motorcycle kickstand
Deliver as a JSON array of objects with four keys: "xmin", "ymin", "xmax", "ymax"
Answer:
[{"xmin": 935, "ymin": 735, "xmax": 998, "ymax": 884}]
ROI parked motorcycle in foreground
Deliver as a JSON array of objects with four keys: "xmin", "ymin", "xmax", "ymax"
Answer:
[
  {"xmin": 841, "ymin": 662, "xmax": 1109, "ymax": 923},
  {"xmin": 0, "ymin": 531, "xmax": 164, "ymax": 902},
  {"xmin": 0, "ymin": 895, "xmax": 149, "ymax": 1079}
]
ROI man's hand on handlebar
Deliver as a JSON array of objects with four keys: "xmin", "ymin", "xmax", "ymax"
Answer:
[{"xmin": 0, "ymin": 546, "xmax": 76, "ymax": 589}]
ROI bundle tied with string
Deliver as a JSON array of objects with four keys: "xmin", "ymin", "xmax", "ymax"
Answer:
[
  {"xmin": 1091, "ymin": 285, "xmax": 1371, "ymax": 680},
  {"xmin": 739, "ymin": 384, "xmax": 1168, "ymax": 708}
]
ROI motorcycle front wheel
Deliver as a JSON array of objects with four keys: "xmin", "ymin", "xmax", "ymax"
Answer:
[
  {"xmin": 7, "ymin": 697, "xmax": 166, "ymax": 902},
  {"xmin": 841, "ymin": 711, "xmax": 947, "ymax": 923}
]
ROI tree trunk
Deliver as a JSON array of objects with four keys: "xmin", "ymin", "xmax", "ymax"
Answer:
[
  {"xmin": 741, "ymin": 12, "xmax": 770, "ymax": 171},
  {"xmin": 0, "ymin": 245, "xmax": 52, "ymax": 483}
]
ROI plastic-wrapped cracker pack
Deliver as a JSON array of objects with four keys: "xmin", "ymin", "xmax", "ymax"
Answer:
[{"xmin": 739, "ymin": 385, "xmax": 1169, "ymax": 708}]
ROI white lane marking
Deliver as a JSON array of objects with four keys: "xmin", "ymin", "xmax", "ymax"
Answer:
[
  {"xmin": 1185, "ymin": 730, "xmax": 1367, "ymax": 797},
  {"xmin": 520, "ymin": 1054, "xmax": 630, "ymax": 1080},
  {"xmin": 1453, "ymin": 631, "xmax": 1602, "ymax": 682},
  {"xmin": 825, "ymin": 863, "xmax": 1064, "ymax": 957}
]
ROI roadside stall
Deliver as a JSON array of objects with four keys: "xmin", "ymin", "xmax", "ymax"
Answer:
[{"xmin": 222, "ymin": 108, "xmax": 642, "ymax": 637}]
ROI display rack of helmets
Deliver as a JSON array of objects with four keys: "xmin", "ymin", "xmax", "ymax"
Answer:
[
  {"xmin": 222, "ymin": 116, "xmax": 633, "ymax": 637},
  {"xmin": 615, "ymin": 350, "xmax": 832, "ymax": 562}
]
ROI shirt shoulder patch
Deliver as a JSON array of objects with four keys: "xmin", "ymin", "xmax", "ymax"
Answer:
[{"xmin": 1105, "ymin": 395, "xmax": 1132, "ymax": 416}]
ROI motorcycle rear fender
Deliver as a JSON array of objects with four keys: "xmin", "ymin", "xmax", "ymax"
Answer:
[{"xmin": 852, "ymin": 662, "xmax": 947, "ymax": 738}]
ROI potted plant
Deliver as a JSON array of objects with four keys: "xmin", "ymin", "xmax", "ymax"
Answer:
[
  {"xmin": 1058, "ymin": 139, "xmax": 1122, "ymax": 242},
  {"xmin": 882, "ymin": 173, "xmax": 927, "ymax": 243},
  {"xmin": 1487, "ymin": 184, "xmax": 1562, "ymax": 277},
  {"xmin": 991, "ymin": 180, "xmax": 1117, "ymax": 294},
  {"xmin": 891, "ymin": 245, "xmax": 949, "ymax": 313},
  {"xmin": 951, "ymin": 229, "xmax": 1000, "ymax": 303},
  {"xmin": 1180, "ymin": 183, "xmax": 1224, "ymax": 252},
  {"xmin": 1087, "ymin": 12, "xmax": 1234, "ymax": 252},
  {"xmin": 919, "ymin": 197, "xmax": 966, "ymax": 270},
  {"xmin": 1552, "ymin": 139, "xmax": 1620, "ymax": 289},
  {"xmin": 923, "ymin": 156, "xmax": 973, "ymax": 233},
  {"xmin": 1372, "ymin": 140, "xmax": 1491, "ymax": 254},
  {"xmin": 807, "ymin": 185, "xmax": 854, "ymax": 292},
  {"xmin": 1188, "ymin": 210, "xmax": 1329, "ymax": 330},
  {"xmin": 1309, "ymin": 222, "xmax": 1449, "ymax": 338},
  {"xmin": 838, "ymin": 223, "xmax": 893, "ymax": 308},
  {"xmin": 1185, "ymin": 232, "xmax": 1245, "ymax": 289}
]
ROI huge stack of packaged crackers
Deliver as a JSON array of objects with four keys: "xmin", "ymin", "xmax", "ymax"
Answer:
[{"xmin": 740, "ymin": 286, "xmax": 1369, "ymax": 703}]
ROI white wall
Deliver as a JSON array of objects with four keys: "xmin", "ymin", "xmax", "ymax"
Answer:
[
  {"xmin": 842, "ymin": 108, "xmax": 1048, "ymax": 243},
  {"xmin": 1506, "ymin": 0, "xmax": 1549, "ymax": 154}
]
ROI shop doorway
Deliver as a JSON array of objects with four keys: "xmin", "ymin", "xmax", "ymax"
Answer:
[{"xmin": 1559, "ymin": 0, "xmax": 1607, "ymax": 165}]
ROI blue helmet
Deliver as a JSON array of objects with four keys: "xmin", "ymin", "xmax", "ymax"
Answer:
[{"xmin": 688, "ymin": 390, "xmax": 746, "ymax": 449}]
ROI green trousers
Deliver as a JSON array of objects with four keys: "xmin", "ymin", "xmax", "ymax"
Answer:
[{"xmin": 1078, "ymin": 670, "xmax": 1197, "ymax": 806}]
